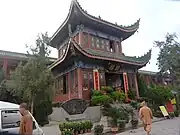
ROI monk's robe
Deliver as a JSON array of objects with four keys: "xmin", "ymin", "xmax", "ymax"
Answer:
[
  {"xmin": 19, "ymin": 114, "xmax": 33, "ymax": 135},
  {"xmin": 139, "ymin": 106, "xmax": 153, "ymax": 132}
]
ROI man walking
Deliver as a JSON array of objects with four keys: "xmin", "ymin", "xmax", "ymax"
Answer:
[
  {"xmin": 139, "ymin": 101, "xmax": 153, "ymax": 135},
  {"xmin": 19, "ymin": 103, "xmax": 33, "ymax": 135}
]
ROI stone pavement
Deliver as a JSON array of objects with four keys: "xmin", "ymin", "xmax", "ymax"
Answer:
[
  {"xmin": 116, "ymin": 117, "xmax": 180, "ymax": 135},
  {"xmin": 42, "ymin": 118, "xmax": 180, "ymax": 135}
]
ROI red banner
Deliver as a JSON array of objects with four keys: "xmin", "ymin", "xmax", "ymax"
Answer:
[
  {"xmin": 123, "ymin": 72, "xmax": 129, "ymax": 99},
  {"xmin": 93, "ymin": 69, "xmax": 100, "ymax": 90}
]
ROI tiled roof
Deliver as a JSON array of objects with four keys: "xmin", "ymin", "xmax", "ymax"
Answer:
[
  {"xmin": 83, "ymin": 48, "xmax": 151, "ymax": 65},
  {"xmin": 138, "ymin": 70, "xmax": 157, "ymax": 75},
  {"xmin": 0, "ymin": 50, "xmax": 56, "ymax": 62},
  {"xmin": 73, "ymin": 0, "xmax": 140, "ymax": 31},
  {"xmin": 50, "ymin": 0, "xmax": 140, "ymax": 47},
  {"xmin": 49, "ymin": 39, "xmax": 151, "ymax": 69},
  {"xmin": 0, "ymin": 50, "xmax": 29, "ymax": 59}
]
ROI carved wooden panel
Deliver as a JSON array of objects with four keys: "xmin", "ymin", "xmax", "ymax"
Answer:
[{"xmin": 61, "ymin": 99, "xmax": 88, "ymax": 115}]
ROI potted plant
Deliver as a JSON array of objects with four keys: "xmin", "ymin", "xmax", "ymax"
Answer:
[
  {"xmin": 110, "ymin": 118, "xmax": 118, "ymax": 133},
  {"xmin": 131, "ymin": 118, "xmax": 139, "ymax": 129},
  {"xmin": 61, "ymin": 128, "xmax": 73, "ymax": 135},
  {"xmin": 117, "ymin": 119, "xmax": 126, "ymax": 132},
  {"xmin": 86, "ymin": 121, "xmax": 93, "ymax": 132},
  {"xmin": 94, "ymin": 124, "xmax": 104, "ymax": 135},
  {"xmin": 79, "ymin": 122, "xmax": 84, "ymax": 134},
  {"xmin": 72, "ymin": 123, "xmax": 79, "ymax": 135},
  {"xmin": 59, "ymin": 123, "xmax": 65, "ymax": 131},
  {"xmin": 174, "ymin": 110, "xmax": 179, "ymax": 117}
]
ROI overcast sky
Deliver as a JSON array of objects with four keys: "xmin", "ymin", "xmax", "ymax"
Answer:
[{"xmin": 0, "ymin": 0, "xmax": 180, "ymax": 72}]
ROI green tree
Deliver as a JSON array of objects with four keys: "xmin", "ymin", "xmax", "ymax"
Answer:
[
  {"xmin": 137, "ymin": 75, "xmax": 148, "ymax": 97},
  {"xmin": 154, "ymin": 33, "xmax": 180, "ymax": 86},
  {"xmin": 0, "ymin": 69, "xmax": 20, "ymax": 103},
  {"xmin": 145, "ymin": 85, "xmax": 173, "ymax": 108},
  {"xmin": 11, "ymin": 32, "xmax": 54, "ymax": 115}
]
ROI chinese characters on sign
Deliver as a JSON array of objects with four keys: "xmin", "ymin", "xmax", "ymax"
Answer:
[
  {"xmin": 123, "ymin": 72, "xmax": 129, "ymax": 99},
  {"xmin": 93, "ymin": 69, "xmax": 100, "ymax": 90}
]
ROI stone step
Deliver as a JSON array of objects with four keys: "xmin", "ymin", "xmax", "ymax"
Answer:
[{"xmin": 66, "ymin": 114, "xmax": 87, "ymax": 121}]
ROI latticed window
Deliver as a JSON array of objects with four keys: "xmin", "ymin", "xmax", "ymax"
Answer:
[
  {"xmin": 106, "ymin": 40, "xmax": 110, "ymax": 51},
  {"xmin": 100, "ymin": 72, "xmax": 106, "ymax": 87},
  {"xmin": 101, "ymin": 39, "xmax": 105, "ymax": 49},
  {"xmin": 83, "ymin": 33, "xmax": 89, "ymax": 46},
  {"xmin": 91, "ymin": 36, "xmax": 95, "ymax": 47},
  {"xmin": 60, "ymin": 78, "xmax": 63, "ymax": 94},
  {"xmin": 89, "ymin": 72, "xmax": 93, "ymax": 90},
  {"xmin": 83, "ymin": 72, "xmax": 88, "ymax": 89},
  {"xmin": 96, "ymin": 38, "xmax": 100, "ymax": 48},
  {"xmin": 55, "ymin": 77, "xmax": 63, "ymax": 95},
  {"xmin": 71, "ymin": 71, "xmax": 75, "ymax": 89}
]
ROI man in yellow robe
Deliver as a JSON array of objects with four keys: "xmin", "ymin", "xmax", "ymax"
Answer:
[
  {"xmin": 139, "ymin": 101, "xmax": 153, "ymax": 135},
  {"xmin": 19, "ymin": 103, "xmax": 33, "ymax": 135}
]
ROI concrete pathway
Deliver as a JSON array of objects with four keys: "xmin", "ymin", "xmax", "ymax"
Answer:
[
  {"xmin": 116, "ymin": 117, "xmax": 180, "ymax": 135},
  {"xmin": 42, "ymin": 118, "xmax": 180, "ymax": 135}
]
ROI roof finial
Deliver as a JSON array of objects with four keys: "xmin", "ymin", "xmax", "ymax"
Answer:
[
  {"xmin": 72, "ymin": 0, "xmax": 77, "ymax": 3},
  {"xmin": 98, "ymin": 15, "xmax": 101, "ymax": 19}
]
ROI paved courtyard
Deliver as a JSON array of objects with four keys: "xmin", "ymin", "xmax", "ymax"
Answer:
[
  {"xmin": 117, "ymin": 117, "xmax": 180, "ymax": 135},
  {"xmin": 42, "ymin": 117, "xmax": 180, "ymax": 135}
]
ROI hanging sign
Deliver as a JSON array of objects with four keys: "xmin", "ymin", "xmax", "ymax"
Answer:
[
  {"xmin": 159, "ymin": 106, "xmax": 169, "ymax": 117},
  {"xmin": 93, "ymin": 69, "xmax": 100, "ymax": 90}
]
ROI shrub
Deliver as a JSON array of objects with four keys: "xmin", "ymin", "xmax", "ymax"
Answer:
[
  {"xmin": 61, "ymin": 129, "xmax": 73, "ymax": 135},
  {"xmin": 137, "ymin": 75, "xmax": 148, "ymax": 97},
  {"xmin": 110, "ymin": 91, "xmax": 126, "ymax": 102},
  {"xmin": 91, "ymin": 95, "xmax": 112, "ymax": 106},
  {"xmin": 92, "ymin": 90, "xmax": 103, "ymax": 96},
  {"xmin": 174, "ymin": 110, "xmax": 179, "ymax": 117},
  {"xmin": 103, "ymin": 106, "xmax": 130, "ymax": 125},
  {"xmin": 145, "ymin": 85, "xmax": 173, "ymax": 105},
  {"xmin": 131, "ymin": 118, "xmax": 138, "ymax": 129},
  {"xmin": 130, "ymin": 100, "xmax": 138, "ymax": 109},
  {"xmin": 128, "ymin": 90, "xmax": 136, "ymax": 100},
  {"xmin": 59, "ymin": 121, "xmax": 93, "ymax": 134},
  {"xmin": 94, "ymin": 124, "xmax": 104, "ymax": 135},
  {"xmin": 169, "ymin": 112, "xmax": 175, "ymax": 118},
  {"xmin": 34, "ymin": 99, "xmax": 53, "ymax": 126},
  {"xmin": 117, "ymin": 119, "xmax": 126, "ymax": 131},
  {"xmin": 101, "ymin": 86, "xmax": 114, "ymax": 93},
  {"xmin": 152, "ymin": 110, "xmax": 163, "ymax": 118}
]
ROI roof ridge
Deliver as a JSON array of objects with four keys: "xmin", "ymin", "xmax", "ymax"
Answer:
[
  {"xmin": 0, "ymin": 49, "xmax": 28, "ymax": 56},
  {"xmin": 51, "ymin": 0, "xmax": 140, "ymax": 43},
  {"xmin": 73, "ymin": 0, "xmax": 140, "ymax": 31},
  {"xmin": 0, "ymin": 49, "xmax": 56, "ymax": 60}
]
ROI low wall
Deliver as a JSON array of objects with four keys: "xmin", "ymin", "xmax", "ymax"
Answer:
[{"xmin": 49, "ymin": 106, "xmax": 101, "ymax": 122}]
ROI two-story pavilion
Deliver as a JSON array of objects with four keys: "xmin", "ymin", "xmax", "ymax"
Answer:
[{"xmin": 49, "ymin": 0, "xmax": 151, "ymax": 103}]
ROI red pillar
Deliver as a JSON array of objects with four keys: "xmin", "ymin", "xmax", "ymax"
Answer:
[
  {"xmin": 3, "ymin": 58, "xmax": 8, "ymax": 78},
  {"xmin": 134, "ymin": 74, "xmax": 139, "ymax": 99},
  {"xmin": 123, "ymin": 72, "xmax": 129, "ymax": 100},
  {"xmin": 93, "ymin": 69, "xmax": 100, "ymax": 90},
  {"xmin": 77, "ymin": 68, "xmax": 83, "ymax": 98}
]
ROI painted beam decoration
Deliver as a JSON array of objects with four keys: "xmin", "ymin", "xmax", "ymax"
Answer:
[
  {"xmin": 123, "ymin": 72, "xmax": 129, "ymax": 99},
  {"xmin": 93, "ymin": 69, "xmax": 100, "ymax": 90}
]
